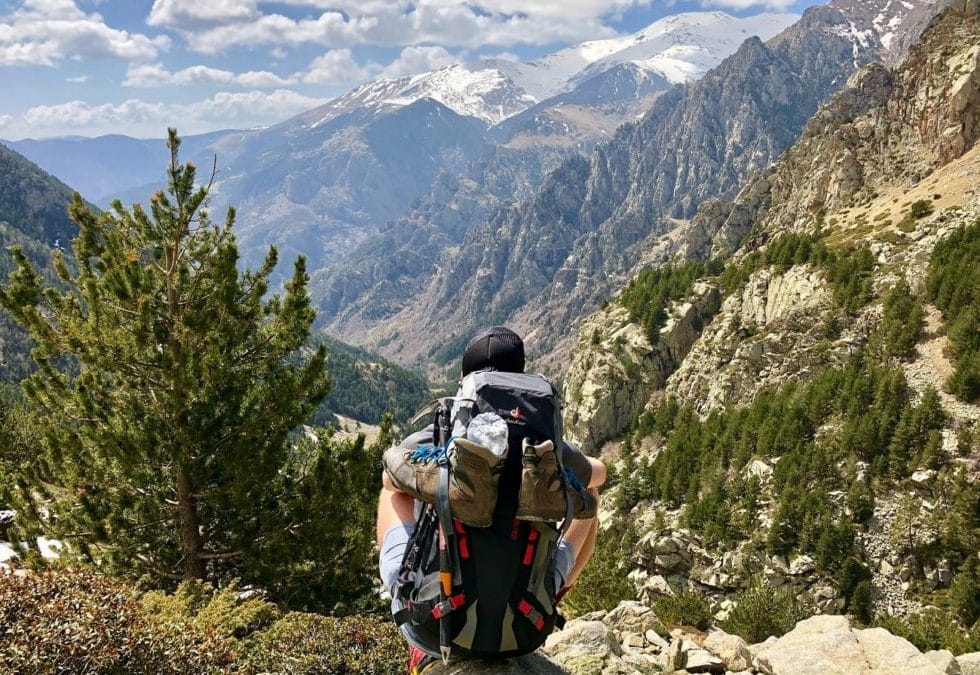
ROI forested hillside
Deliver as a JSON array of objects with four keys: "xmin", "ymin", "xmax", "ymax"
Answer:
[
  {"xmin": 563, "ymin": 0, "xmax": 980, "ymax": 659},
  {"xmin": 0, "ymin": 145, "xmax": 81, "ymax": 382},
  {"xmin": 314, "ymin": 336, "xmax": 430, "ymax": 425}
]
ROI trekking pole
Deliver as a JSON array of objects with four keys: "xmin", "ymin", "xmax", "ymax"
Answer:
[{"xmin": 438, "ymin": 525, "xmax": 453, "ymax": 663}]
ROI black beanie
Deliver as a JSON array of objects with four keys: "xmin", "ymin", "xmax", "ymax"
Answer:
[{"xmin": 461, "ymin": 326, "xmax": 525, "ymax": 376}]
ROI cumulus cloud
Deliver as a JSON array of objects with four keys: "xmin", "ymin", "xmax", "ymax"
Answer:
[
  {"xmin": 302, "ymin": 48, "xmax": 379, "ymax": 84},
  {"xmin": 123, "ymin": 48, "xmax": 384, "ymax": 89},
  {"xmin": 0, "ymin": 89, "xmax": 328, "ymax": 139},
  {"xmin": 700, "ymin": 0, "xmax": 795, "ymax": 9},
  {"xmin": 0, "ymin": 0, "xmax": 169, "ymax": 66},
  {"xmin": 147, "ymin": 0, "xmax": 258, "ymax": 29},
  {"xmin": 146, "ymin": 0, "xmax": 636, "ymax": 53},
  {"xmin": 124, "ymin": 62, "xmax": 293, "ymax": 88},
  {"xmin": 379, "ymin": 46, "xmax": 457, "ymax": 79}
]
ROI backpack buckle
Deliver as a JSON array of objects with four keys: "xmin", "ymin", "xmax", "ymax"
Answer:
[{"xmin": 431, "ymin": 593, "xmax": 467, "ymax": 619}]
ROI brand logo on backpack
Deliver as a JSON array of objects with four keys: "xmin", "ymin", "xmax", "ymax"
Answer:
[{"xmin": 506, "ymin": 406, "xmax": 526, "ymax": 427}]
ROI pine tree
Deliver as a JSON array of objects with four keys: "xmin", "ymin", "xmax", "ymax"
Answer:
[
  {"xmin": 892, "ymin": 494, "xmax": 923, "ymax": 574},
  {"xmin": 949, "ymin": 556, "xmax": 980, "ymax": 627},
  {"xmin": 0, "ymin": 130, "xmax": 329, "ymax": 586}
]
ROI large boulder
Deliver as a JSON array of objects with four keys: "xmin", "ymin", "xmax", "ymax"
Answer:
[
  {"xmin": 429, "ymin": 654, "xmax": 568, "ymax": 674},
  {"xmin": 750, "ymin": 615, "xmax": 959, "ymax": 675}
]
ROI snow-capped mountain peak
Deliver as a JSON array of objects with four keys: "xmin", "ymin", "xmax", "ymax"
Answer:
[{"xmin": 307, "ymin": 10, "xmax": 800, "ymax": 128}]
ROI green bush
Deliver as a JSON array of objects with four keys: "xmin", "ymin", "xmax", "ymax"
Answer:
[
  {"xmin": 0, "ymin": 567, "xmax": 412, "ymax": 674},
  {"xmin": 0, "ymin": 568, "xmax": 235, "ymax": 674},
  {"xmin": 910, "ymin": 200, "xmax": 935, "ymax": 219},
  {"xmin": 620, "ymin": 259, "xmax": 723, "ymax": 340},
  {"xmin": 242, "ymin": 612, "xmax": 403, "ymax": 674},
  {"xmin": 721, "ymin": 582, "xmax": 806, "ymax": 643},
  {"xmin": 875, "ymin": 608, "xmax": 980, "ymax": 655},
  {"xmin": 562, "ymin": 524, "xmax": 639, "ymax": 618},
  {"xmin": 850, "ymin": 581, "xmax": 873, "ymax": 625},
  {"xmin": 718, "ymin": 231, "xmax": 876, "ymax": 313},
  {"xmin": 949, "ymin": 557, "xmax": 980, "ymax": 627},
  {"xmin": 878, "ymin": 281, "xmax": 923, "ymax": 359},
  {"xmin": 140, "ymin": 578, "xmax": 282, "ymax": 640},
  {"xmin": 839, "ymin": 556, "xmax": 873, "ymax": 612},
  {"xmin": 654, "ymin": 587, "xmax": 713, "ymax": 631}
]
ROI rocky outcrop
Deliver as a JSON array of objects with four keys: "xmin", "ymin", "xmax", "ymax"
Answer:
[
  {"xmin": 428, "ymin": 603, "xmax": 980, "ymax": 675},
  {"xmin": 665, "ymin": 265, "xmax": 865, "ymax": 413},
  {"xmin": 750, "ymin": 614, "xmax": 963, "ymax": 675},
  {"xmin": 563, "ymin": 283, "xmax": 721, "ymax": 452},
  {"xmin": 698, "ymin": 0, "xmax": 980, "ymax": 255}
]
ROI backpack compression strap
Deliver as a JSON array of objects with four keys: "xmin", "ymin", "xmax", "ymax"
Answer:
[{"xmin": 436, "ymin": 460, "xmax": 457, "ymax": 663}]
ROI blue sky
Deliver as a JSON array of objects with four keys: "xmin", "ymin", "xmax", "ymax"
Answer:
[{"xmin": 0, "ymin": 0, "xmax": 819, "ymax": 139}]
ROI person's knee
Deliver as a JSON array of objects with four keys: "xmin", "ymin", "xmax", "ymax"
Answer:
[
  {"xmin": 587, "ymin": 457, "xmax": 607, "ymax": 488},
  {"xmin": 382, "ymin": 469, "xmax": 396, "ymax": 491}
]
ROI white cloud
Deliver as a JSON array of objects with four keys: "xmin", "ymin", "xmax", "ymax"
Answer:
[
  {"xmin": 147, "ymin": 0, "xmax": 258, "ymax": 29},
  {"xmin": 179, "ymin": 11, "xmax": 361, "ymax": 55},
  {"xmin": 147, "ymin": 0, "xmax": 640, "ymax": 54},
  {"xmin": 123, "ymin": 49, "xmax": 379, "ymax": 89},
  {"xmin": 701, "ymin": 0, "xmax": 795, "ymax": 9},
  {"xmin": 302, "ymin": 48, "xmax": 378, "ymax": 84},
  {"xmin": 0, "ymin": 89, "xmax": 328, "ymax": 139},
  {"xmin": 379, "ymin": 46, "xmax": 456, "ymax": 79},
  {"xmin": 66, "ymin": 74, "xmax": 89, "ymax": 83},
  {"xmin": 124, "ymin": 62, "xmax": 293, "ymax": 88},
  {"xmin": 0, "ymin": 0, "xmax": 169, "ymax": 66}
]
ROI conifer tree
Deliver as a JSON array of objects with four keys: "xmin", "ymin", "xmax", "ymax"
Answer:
[{"xmin": 0, "ymin": 130, "xmax": 329, "ymax": 585}]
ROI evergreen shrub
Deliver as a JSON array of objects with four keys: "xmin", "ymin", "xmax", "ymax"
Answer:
[
  {"xmin": 561, "ymin": 524, "xmax": 639, "ymax": 618},
  {"xmin": 927, "ymin": 219, "xmax": 980, "ymax": 402},
  {"xmin": 653, "ymin": 587, "xmax": 713, "ymax": 631},
  {"xmin": 0, "ymin": 568, "xmax": 234, "ymax": 674},
  {"xmin": 721, "ymin": 582, "xmax": 806, "ymax": 643},
  {"xmin": 875, "ymin": 608, "xmax": 980, "ymax": 655}
]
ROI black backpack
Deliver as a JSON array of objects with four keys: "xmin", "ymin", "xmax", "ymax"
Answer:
[{"xmin": 392, "ymin": 371, "xmax": 573, "ymax": 661}]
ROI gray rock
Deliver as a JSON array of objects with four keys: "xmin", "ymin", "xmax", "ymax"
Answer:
[
  {"xmin": 789, "ymin": 555, "xmax": 816, "ymax": 575},
  {"xmin": 646, "ymin": 629, "xmax": 671, "ymax": 651},
  {"xmin": 666, "ymin": 639, "xmax": 687, "ymax": 673},
  {"xmin": 957, "ymin": 653, "xmax": 980, "ymax": 675},
  {"xmin": 604, "ymin": 600, "xmax": 670, "ymax": 639},
  {"xmin": 429, "ymin": 654, "xmax": 569, "ymax": 674},
  {"xmin": 703, "ymin": 631, "xmax": 753, "ymax": 672},
  {"xmin": 750, "ymin": 615, "xmax": 957, "ymax": 674},
  {"xmin": 921, "ymin": 650, "xmax": 961, "ymax": 674},
  {"xmin": 685, "ymin": 647, "xmax": 726, "ymax": 673},
  {"xmin": 541, "ymin": 621, "xmax": 623, "ymax": 663}
]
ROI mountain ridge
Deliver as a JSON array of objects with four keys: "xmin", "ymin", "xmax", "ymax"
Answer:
[{"xmin": 321, "ymin": 0, "xmax": 942, "ymax": 374}]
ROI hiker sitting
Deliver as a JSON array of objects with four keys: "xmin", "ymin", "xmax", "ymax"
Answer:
[{"xmin": 376, "ymin": 326, "xmax": 606, "ymax": 674}]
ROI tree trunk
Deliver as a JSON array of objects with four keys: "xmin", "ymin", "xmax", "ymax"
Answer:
[{"xmin": 176, "ymin": 465, "xmax": 206, "ymax": 580}]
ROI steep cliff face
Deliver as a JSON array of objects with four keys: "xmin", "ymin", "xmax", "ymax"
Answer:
[
  {"xmin": 664, "ymin": 266, "xmax": 850, "ymax": 415},
  {"xmin": 696, "ymin": 0, "xmax": 980, "ymax": 257},
  {"xmin": 563, "ymin": 283, "xmax": 721, "ymax": 452}
]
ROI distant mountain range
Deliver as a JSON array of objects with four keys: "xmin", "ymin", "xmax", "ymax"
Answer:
[
  {"xmin": 2, "ymin": 11, "xmax": 798, "ymax": 280},
  {"xmin": 312, "ymin": 0, "xmax": 945, "ymax": 374},
  {"xmin": 307, "ymin": 11, "xmax": 799, "ymax": 126},
  {"xmin": 1, "ymin": 3, "xmax": 946, "ymax": 377}
]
